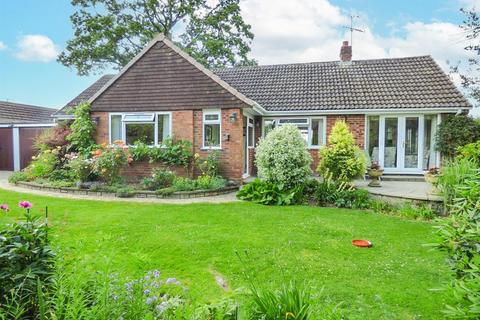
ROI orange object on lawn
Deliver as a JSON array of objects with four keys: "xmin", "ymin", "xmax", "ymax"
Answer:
[{"xmin": 352, "ymin": 239, "xmax": 373, "ymax": 248}]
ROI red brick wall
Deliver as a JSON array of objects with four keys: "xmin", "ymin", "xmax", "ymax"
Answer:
[
  {"xmin": 121, "ymin": 162, "xmax": 188, "ymax": 183},
  {"xmin": 326, "ymin": 115, "xmax": 365, "ymax": 148},
  {"xmin": 192, "ymin": 108, "xmax": 244, "ymax": 181},
  {"xmin": 92, "ymin": 108, "xmax": 246, "ymax": 182}
]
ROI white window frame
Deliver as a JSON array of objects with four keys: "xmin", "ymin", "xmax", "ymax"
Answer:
[
  {"xmin": 262, "ymin": 116, "xmax": 327, "ymax": 149},
  {"xmin": 109, "ymin": 112, "xmax": 172, "ymax": 146},
  {"xmin": 202, "ymin": 109, "xmax": 222, "ymax": 149},
  {"xmin": 247, "ymin": 116, "xmax": 255, "ymax": 148}
]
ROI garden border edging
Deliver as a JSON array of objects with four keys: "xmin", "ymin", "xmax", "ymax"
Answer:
[{"xmin": 14, "ymin": 181, "xmax": 239, "ymax": 199}]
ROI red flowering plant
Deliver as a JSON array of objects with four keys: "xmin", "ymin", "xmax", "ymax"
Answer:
[
  {"xmin": 0, "ymin": 204, "xmax": 9, "ymax": 212},
  {"xmin": 92, "ymin": 141, "xmax": 133, "ymax": 185},
  {"xmin": 427, "ymin": 167, "xmax": 440, "ymax": 175}
]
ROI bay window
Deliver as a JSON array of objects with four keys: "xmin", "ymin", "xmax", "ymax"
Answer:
[
  {"xmin": 203, "ymin": 110, "xmax": 221, "ymax": 149},
  {"xmin": 262, "ymin": 117, "xmax": 326, "ymax": 148},
  {"xmin": 109, "ymin": 112, "xmax": 171, "ymax": 146}
]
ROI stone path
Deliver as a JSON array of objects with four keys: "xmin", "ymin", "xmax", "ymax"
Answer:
[{"xmin": 0, "ymin": 171, "xmax": 238, "ymax": 204}]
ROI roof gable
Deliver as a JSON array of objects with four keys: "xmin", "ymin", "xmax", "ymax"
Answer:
[{"xmin": 89, "ymin": 35, "xmax": 255, "ymax": 112}]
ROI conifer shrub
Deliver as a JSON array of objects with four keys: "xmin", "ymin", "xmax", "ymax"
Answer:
[{"xmin": 317, "ymin": 120, "xmax": 366, "ymax": 182}]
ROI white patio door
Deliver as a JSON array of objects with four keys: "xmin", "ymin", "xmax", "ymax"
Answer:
[{"xmin": 379, "ymin": 115, "xmax": 424, "ymax": 173}]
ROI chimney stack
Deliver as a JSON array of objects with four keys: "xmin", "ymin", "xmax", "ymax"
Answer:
[{"xmin": 340, "ymin": 41, "xmax": 352, "ymax": 62}]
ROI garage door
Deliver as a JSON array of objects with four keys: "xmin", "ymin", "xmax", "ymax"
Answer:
[
  {"xmin": 19, "ymin": 127, "xmax": 47, "ymax": 169},
  {"xmin": 0, "ymin": 128, "xmax": 14, "ymax": 170}
]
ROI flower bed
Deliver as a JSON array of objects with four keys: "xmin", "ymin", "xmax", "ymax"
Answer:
[{"xmin": 13, "ymin": 181, "xmax": 239, "ymax": 199}]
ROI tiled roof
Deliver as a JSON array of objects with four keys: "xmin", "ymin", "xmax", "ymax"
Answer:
[
  {"xmin": 54, "ymin": 75, "xmax": 115, "ymax": 116},
  {"xmin": 213, "ymin": 55, "xmax": 471, "ymax": 111},
  {"xmin": 0, "ymin": 101, "xmax": 56, "ymax": 124}
]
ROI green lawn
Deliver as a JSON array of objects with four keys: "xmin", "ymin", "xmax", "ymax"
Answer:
[{"xmin": 0, "ymin": 189, "xmax": 450, "ymax": 319}]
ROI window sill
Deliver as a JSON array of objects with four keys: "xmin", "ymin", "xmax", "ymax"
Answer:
[{"xmin": 201, "ymin": 147, "xmax": 222, "ymax": 151}]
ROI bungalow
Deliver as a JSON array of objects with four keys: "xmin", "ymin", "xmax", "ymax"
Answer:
[
  {"xmin": 0, "ymin": 101, "xmax": 56, "ymax": 171},
  {"xmin": 53, "ymin": 35, "xmax": 472, "ymax": 181}
]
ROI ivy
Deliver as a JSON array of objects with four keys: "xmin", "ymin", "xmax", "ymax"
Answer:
[{"xmin": 66, "ymin": 102, "xmax": 97, "ymax": 155}]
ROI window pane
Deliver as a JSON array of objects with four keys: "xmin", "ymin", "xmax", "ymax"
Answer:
[
  {"xmin": 157, "ymin": 114, "xmax": 170, "ymax": 144},
  {"xmin": 204, "ymin": 123, "xmax": 220, "ymax": 147},
  {"xmin": 310, "ymin": 119, "xmax": 324, "ymax": 146},
  {"xmin": 248, "ymin": 126, "xmax": 254, "ymax": 147},
  {"xmin": 367, "ymin": 116, "xmax": 379, "ymax": 162},
  {"xmin": 111, "ymin": 115, "xmax": 122, "ymax": 143},
  {"xmin": 264, "ymin": 120, "xmax": 275, "ymax": 137},
  {"xmin": 126, "ymin": 123, "xmax": 155, "ymax": 145},
  {"xmin": 205, "ymin": 114, "xmax": 219, "ymax": 121},
  {"xmin": 423, "ymin": 115, "xmax": 437, "ymax": 170},
  {"xmin": 298, "ymin": 125, "xmax": 309, "ymax": 142},
  {"xmin": 278, "ymin": 118, "xmax": 308, "ymax": 125},
  {"xmin": 404, "ymin": 117, "xmax": 419, "ymax": 169},
  {"xmin": 384, "ymin": 118, "xmax": 398, "ymax": 168},
  {"xmin": 122, "ymin": 113, "xmax": 155, "ymax": 122}
]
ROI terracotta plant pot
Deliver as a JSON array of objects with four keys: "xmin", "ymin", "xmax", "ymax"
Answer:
[
  {"xmin": 367, "ymin": 168, "xmax": 384, "ymax": 187},
  {"xmin": 352, "ymin": 239, "xmax": 373, "ymax": 248}
]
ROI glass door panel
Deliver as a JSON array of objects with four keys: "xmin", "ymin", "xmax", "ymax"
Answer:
[
  {"xmin": 404, "ymin": 117, "xmax": 419, "ymax": 169},
  {"xmin": 384, "ymin": 118, "xmax": 398, "ymax": 168}
]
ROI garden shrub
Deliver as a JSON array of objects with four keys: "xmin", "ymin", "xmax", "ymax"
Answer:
[
  {"xmin": 396, "ymin": 203, "xmax": 436, "ymax": 220},
  {"xmin": 435, "ymin": 114, "xmax": 480, "ymax": 159},
  {"xmin": 195, "ymin": 175, "xmax": 226, "ymax": 190},
  {"xmin": 172, "ymin": 177, "xmax": 197, "ymax": 191},
  {"xmin": 434, "ymin": 165, "xmax": 480, "ymax": 318},
  {"xmin": 255, "ymin": 124, "xmax": 312, "ymax": 189},
  {"xmin": 92, "ymin": 142, "xmax": 132, "ymax": 185},
  {"xmin": 248, "ymin": 280, "xmax": 311, "ymax": 320},
  {"xmin": 26, "ymin": 148, "xmax": 60, "ymax": 179},
  {"xmin": 457, "ymin": 140, "xmax": 480, "ymax": 165},
  {"xmin": 317, "ymin": 120, "xmax": 366, "ymax": 183},
  {"xmin": 196, "ymin": 151, "xmax": 221, "ymax": 177},
  {"xmin": 334, "ymin": 188, "xmax": 370, "ymax": 209},
  {"xmin": 66, "ymin": 153, "xmax": 95, "ymax": 182},
  {"xmin": 141, "ymin": 168, "xmax": 176, "ymax": 191},
  {"xmin": 437, "ymin": 158, "xmax": 477, "ymax": 207},
  {"xmin": 8, "ymin": 171, "xmax": 29, "ymax": 183},
  {"xmin": 129, "ymin": 141, "xmax": 151, "ymax": 162},
  {"xmin": 237, "ymin": 179, "xmax": 301, "ymax": 206},
  {"xmin": 34, "ymin": 123, "xmax": 71, "ymax": 151},
  {"xmin": 131, "ymin": 139, "xmax": 193, "ymax": 168},
  {"xmin": 66, "ymin": 102, "xmax": 97, "ymax": 155},
  {"xmin": 115, "ymin": 185, "xmax": 136, "ymax": 198},
  {"xmin": 0, "ymin": 211, "xmax": 56, "ymax": 318}
]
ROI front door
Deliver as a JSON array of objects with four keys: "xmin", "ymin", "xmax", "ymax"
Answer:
[{"xmin": 379, "ymin": 115, "xmax": 424, "ymax": 173}]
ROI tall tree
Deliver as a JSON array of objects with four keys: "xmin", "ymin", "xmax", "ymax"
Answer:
[
  {"xmin": 59, "ymin": 0, "xmax": 256, "ymax": 75},
  {"xmin": 451, "ymin": 7, "xmax": 480, "ymax": 106}
]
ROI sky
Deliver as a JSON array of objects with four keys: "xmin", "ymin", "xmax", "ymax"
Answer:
[{"xmin": 0, "ymin": 0, "xmax": 479, "ymax": 112}]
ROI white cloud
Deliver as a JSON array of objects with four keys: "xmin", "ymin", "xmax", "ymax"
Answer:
[
  {"xmin": 458, "ymin": 0, "xmax": 480, "ymax": 9},
  {"xmin": 241, "ymin": 0, "xmax": 474, "ymax": 70},
  {"xmin": 15, "ymin": 35, "xmax": 59, "ymax": 63},
  {"xmin": 0, "ymin": 41, "xmax": 6, "ymax": 51}
]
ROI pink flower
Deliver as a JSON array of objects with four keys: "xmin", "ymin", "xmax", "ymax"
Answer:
[
  {"xmin": 0, "ymin": 204, "xmax": 9, "ymax": 212},
  {"xmin": 19, "ymin": 201, "xmax": 32, "ymax": 209}
]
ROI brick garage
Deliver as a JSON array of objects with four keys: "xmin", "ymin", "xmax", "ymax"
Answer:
[{"xmin": 0, "ymin": 101, "xmax": 56, "ymax": 171}]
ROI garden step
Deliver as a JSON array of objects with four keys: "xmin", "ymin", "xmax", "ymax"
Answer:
[{"xmin": 380, "ymin": 175, "xmax": 425, "ymax": 182}]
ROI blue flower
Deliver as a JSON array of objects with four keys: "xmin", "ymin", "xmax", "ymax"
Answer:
[{"xmin": 143, "ymin": 289, "xmax": 151, "ymax": 295}]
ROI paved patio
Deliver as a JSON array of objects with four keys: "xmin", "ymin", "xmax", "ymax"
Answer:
[{"xmin": 355, "ymin": 179, "xmax": 442, "ymax": 202}]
